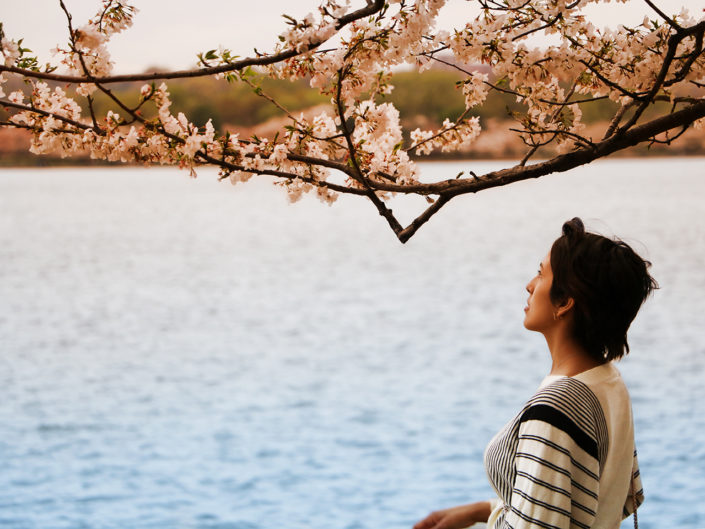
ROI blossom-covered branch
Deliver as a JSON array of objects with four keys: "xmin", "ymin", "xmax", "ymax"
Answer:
[{"xmin": 1, "ymin": 0, "xmax": 704, "ymax": 242}]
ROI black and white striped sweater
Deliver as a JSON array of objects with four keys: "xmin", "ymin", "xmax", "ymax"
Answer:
[{"xmin": 483, "ymin": 363, "xmax": 643, "ymax": 529}]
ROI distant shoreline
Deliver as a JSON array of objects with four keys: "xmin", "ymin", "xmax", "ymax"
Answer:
[{"xmin": 2, "ymin": 150, "xmax": 705, "ymax": 169}]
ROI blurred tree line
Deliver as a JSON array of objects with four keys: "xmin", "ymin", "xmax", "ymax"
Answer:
[{"xmin": 50, "ymin": 69, "xmax": 625, "ymax": 131}]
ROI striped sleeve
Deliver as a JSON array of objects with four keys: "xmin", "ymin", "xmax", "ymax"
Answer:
[{"xmin": 502, "ymin": 409, "xmax": 601, "ymax": 529}]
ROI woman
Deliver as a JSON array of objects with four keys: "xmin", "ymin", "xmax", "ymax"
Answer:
[{"xmin": 415, "ymin": 218, "xmax": 656, "ymax": 529}]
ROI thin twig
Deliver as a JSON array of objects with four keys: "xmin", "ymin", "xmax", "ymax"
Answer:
[
  {"xmin": 334, "ymin": 67, "xmax": 404, "ymax": 235},
  {"xmin": 420, "ymin": 52, "xmax": 609, "ymax": 107},
  {"xmin": 1, "ymin": 100, "xmax": 95, "ymax": 132},
  {"xmin": 512, "ymin": 127, "xmax": 596, "ymax": 149},
  {"xmin": 407, "ymin": 108, "xmax": 472, "ymax": 153},
  {"xmin": 239, "ymin": 77, "xmax": 345, "ymax": 148},
  {"xmin": 602, "ymin": 103, "xmax": 632, "ymax": 140},
  {"xmin": 648, "ymin": 123, "xmax": 690, "ymax": 145},
  {"xmin": 643, "ymin": 0, "xmax": 683, "ymax": 32}
]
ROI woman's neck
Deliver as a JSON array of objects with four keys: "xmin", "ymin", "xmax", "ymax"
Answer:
[{"xmin": 545, "ymin": 331, "xmax": 604, "ymax": 377}]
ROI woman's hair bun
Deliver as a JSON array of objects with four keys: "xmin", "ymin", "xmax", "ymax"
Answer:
[{"xmin": 562, "ymin": 217, "xmax": 585, "ymax": 241}]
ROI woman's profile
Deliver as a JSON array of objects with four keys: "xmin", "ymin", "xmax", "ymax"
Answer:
[{"xmin": 414, "ymin": 217, "xmax": 657, "ymax": 529}]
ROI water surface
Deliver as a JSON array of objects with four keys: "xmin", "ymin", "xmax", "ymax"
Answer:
[{"xmin": 0, "ymin": 158, "xmax": 703, "ymax": 529}]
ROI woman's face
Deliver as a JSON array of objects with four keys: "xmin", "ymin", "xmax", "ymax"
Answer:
[{"xmin": 524, "ymin": 251, "xmax": 559, "ymax": 332}]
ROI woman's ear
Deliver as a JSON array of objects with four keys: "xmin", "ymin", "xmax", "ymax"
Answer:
[{"xmin": 555, "ymin": 297, "xmax": 575, "ymax": 320}]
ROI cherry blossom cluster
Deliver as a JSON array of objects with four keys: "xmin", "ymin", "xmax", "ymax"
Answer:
[
  {"xmin": 411, "ymin": 117, "xmax": 482, "ymax": 156},
  {"xmin": 274, "ymin": 0, "xmax": 448, "ymax": 102},
  {"xmin": 56, "ymin": 1, "xmax": 138, "ymax": 94},
  {"xmin": 440, "ymin": 1, "xmax": 704, "ymax": 147},
  {"xmin": 9, "ymin": 81, "xmax": 84, "ymax": 155},
  {"xmin": 1, "ymin": 0, "xmax": 704, "ymax": 226},
  {"xmin": 1, "ymin": 36, "xmax": 20, "ymax": 66}
]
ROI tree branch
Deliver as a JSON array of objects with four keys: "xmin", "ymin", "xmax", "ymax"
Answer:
[
  {"xmin": 3, "ymin": 0, "xmax": 705, "ymax": 244},
  {"xmin": 359, "ymin": 99, "xmax": 705, "ymax": 197},
  {"xmin": 200, "ymin": 152, "xmax": 367, "ymax": 196},
  {"xmin": 1, "ymin": 100, "xmax": 95, "ymax": 132},
  {"xmin": 397, "ymin": 194, "xmax": 452, "ymax": 243}
]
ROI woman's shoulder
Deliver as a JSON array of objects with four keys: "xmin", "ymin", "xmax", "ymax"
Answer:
[
  {"xmin": 528, "ymin": 374, "xmax": 601, "ymax": 411},
  {"xmin": 521, "ymin": 374, "xmax": 610, "ymax": 466},
  {"xmin": 528, "ymin": 362, "xmax": 624, "ymax": 413}
]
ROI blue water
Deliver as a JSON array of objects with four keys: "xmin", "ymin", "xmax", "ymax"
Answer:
[{"xmin": 0, "ymin": 159, "xmax": 703, "ymax": 529}]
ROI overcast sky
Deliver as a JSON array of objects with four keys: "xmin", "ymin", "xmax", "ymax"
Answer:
[{"xmin": 2, "ymin": 1, "xmax": 703, "ymax": 73}]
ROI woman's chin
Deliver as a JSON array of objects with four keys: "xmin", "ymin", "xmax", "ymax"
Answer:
[{"xmin": 523, "ymin": 315, "xmax": 537, "ymax": 331}]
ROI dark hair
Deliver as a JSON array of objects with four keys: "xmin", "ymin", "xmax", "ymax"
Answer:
[{"xmin": 549, "ymin": 218, "xmax": 658, "ymax": 363}]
